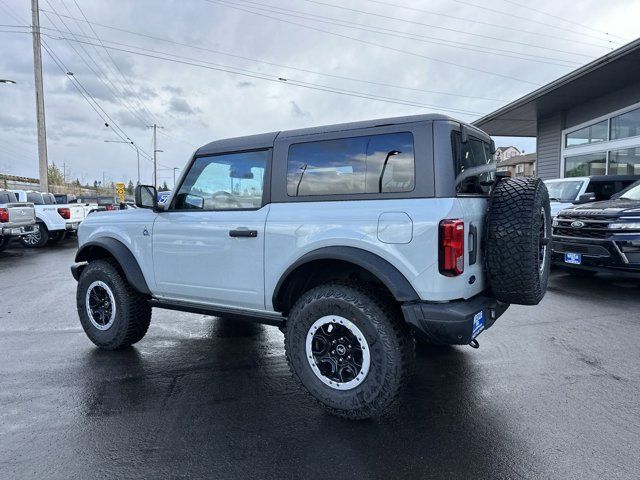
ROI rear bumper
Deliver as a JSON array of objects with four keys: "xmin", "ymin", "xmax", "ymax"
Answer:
[
  {"xmin": 401, "ymin": 294, "xmax": 509, "ymax": 345},
  {"xmin": 65, "ymin": 221, "xmax": 81, "ymax": 231},
  {"xmin": 1, "ymin": 224, "xmax": 35, "ymax": 237}
]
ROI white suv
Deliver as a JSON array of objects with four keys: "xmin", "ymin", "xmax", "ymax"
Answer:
[{"xmin": 72, "ymin": 114, "xmax": 550, "ymax": 419}]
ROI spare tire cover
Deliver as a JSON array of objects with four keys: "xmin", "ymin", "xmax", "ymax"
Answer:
[{"xmin": 485, "ymin": 177, "xmax": 551, "ymax": 305}]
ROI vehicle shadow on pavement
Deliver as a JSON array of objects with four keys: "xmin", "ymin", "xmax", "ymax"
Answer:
[{"xmin": 65, "ymin": 318, "xmax": 534, "ymax": 480}]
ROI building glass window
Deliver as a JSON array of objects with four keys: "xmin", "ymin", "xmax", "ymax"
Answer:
[
  {"xmin": 565, "ymin": 120, "xmax": 608, "ymax": 148},
  {"xmin": 287, "ymin": 132, "xmax": 415, "ymax": 196},
  {"xmin": 610, "ymin": 107, "xmax": 640, "ymax": 140},
  {"xmin": 564, "ymin": 152, "xmax": 607, "ymax": 177},
  {"xmin": 608, "ymin": 147, "xmax": 640, "ymax": 175}
]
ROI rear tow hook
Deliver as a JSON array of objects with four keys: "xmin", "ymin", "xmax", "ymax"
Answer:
[{"xmin": 469, "ymin": 339, "xmax": 480, "ymax": 349}]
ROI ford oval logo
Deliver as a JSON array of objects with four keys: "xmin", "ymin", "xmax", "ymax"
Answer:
[{"xmin": 571, "ymin": 221, "xmax": 585, "ymax": 228}]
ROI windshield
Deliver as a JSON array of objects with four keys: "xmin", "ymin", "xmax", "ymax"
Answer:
[
  {"xmin": 619, "ymin": 181, "xmax": 640, "ymax": 200},
  {"xmin": 544, "ymin": 180, "xmax": 585, "ymax": 202}
]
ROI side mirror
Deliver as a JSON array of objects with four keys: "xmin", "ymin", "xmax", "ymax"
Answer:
[
  {"xmin": 574, "ymin": 192, "xmax": 596, "ymax": 204},
  {"xmin": 135, "ymin": 185, "xmax": 157, "ymax": 209},
  {"xmin": 489, "ymin": 139, "xmax": 496, "ymax": 155}
]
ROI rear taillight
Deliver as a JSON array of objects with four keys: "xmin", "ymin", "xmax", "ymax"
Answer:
[
  {"xmin": 57, "ymin": 207, "xmax": 71, "ymax": 219},
  {"xmin": 439, "ymin": 219, "xmax": 465, "ymax": 277},
  {"xmin": 0, "ymin": 208, "xmax": 8, "ymax": 223}
]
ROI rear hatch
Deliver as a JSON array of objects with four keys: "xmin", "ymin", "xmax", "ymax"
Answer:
[{"xmin": 7, "ymin": 203, "xmax": 36, "ymax": 227}]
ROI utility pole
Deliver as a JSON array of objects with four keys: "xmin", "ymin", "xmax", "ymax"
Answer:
[
  {"xmin": 172, "ymin": 167, "xmax": 179, "ymax": 187},
  {"xmin": 147, "ymin": 124, "xmax": 163, "ymax": 189},
  {"xmin": 31, "ymin": 0, "xmax": 48, "ymax": 192}
]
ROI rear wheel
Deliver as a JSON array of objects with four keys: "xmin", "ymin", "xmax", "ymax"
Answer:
[
  {"xmin": 20, "ymin": 222, "xmax": 48, "ymax": 248},
  {"xmin": 76, "ymin": 259, "xmax": 151, "ymax": 349},
  {"xmin": 0, "ymin": 237, "xmax": 10, "ymax": 252},
  {"xmin": 285, "ymin": 283, "xmax": 415, "ymax": 420}
]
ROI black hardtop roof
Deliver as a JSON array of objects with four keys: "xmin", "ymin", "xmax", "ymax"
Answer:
[{"xmin": 196, "ymin": 113, "xmax": 484, "ymax": 156}]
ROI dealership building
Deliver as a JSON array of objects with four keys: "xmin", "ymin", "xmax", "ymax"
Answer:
[{"xmin": 474, "ymin": 37, "xmax": 640, "ymax": 180}]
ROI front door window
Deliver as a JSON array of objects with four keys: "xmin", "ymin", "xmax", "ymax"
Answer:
[{"xmin": 173, "ymin": 150, "xmax": 268, "ymax": 210}]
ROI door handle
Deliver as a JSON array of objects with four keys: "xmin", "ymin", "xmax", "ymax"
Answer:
[{"xmin": 229, "ymin": 228, "xmax": 258, "ymax": 238}]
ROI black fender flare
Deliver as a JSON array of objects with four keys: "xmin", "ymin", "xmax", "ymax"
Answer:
[
  {"xmin": 272, "ymin": 246, "xmax": 419, "ymax": 310},
  {"xmin": 73, "ymin": 237, "xmax": 151, "ymax": 295}
]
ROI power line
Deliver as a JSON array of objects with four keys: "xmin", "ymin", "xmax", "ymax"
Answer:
[
  {"xmin": 205, "ymin": 0, "xmax": 542, "ymax": 86},
  {"xmin": 40, "ymin": 39, "xmax": 154, "ymax": 161},
  {"xmin": 270, "ymin": 0, "xmax": 603, "ymax": 58},
  {"xmin": 498, "ymin": 0, "xmax": 629, "ymax": 43},
  {"xmin": 41, "ymin": 1, "xmax": 152, "ymax": 127},
  {"xmin": 42, "ymin": 32, "xmax": 488, "ymax": 115},
  {"xmin": 449, "ymin": 0, "xmax": 625, "ymax": 46},
  {"xmin": 70, "ymin": 0, "xmax": 162, "ymax": 126},
  {"xmin": 361, "ymin": 0, "xmax": 620, "ymax": 50},
  {"xmin": 223, "ymin": 0, "xmax": 584, "ymax": 68},
  {"xmin": 37, "ymin": 10, "xmax": 509, "ymax": 103}
]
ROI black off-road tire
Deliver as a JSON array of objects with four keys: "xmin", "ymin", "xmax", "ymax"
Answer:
[
  {"xmin": 485, "ymin": 177, "xmax": 551, "ymax": 305},
  {"xmin": 77, "ymin": 259, "xmax": 151, "ymax": 349},
  {"xmin": 0, "ymin": 237, "xmax": 10, "ymax": 252},
  {"xmin": 285, "ymin": 283, "xmax": 415, "ymax": 420},
  {"xmin": 21, "ymin": 222, "xmax": 49, "ymax": 248}
]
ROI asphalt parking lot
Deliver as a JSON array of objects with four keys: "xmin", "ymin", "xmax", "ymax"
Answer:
[{"xmin": 1, "ymin": 239, "xmax": 639, "ymax": 479}]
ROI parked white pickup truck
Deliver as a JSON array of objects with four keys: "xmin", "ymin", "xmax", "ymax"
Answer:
[
  {"xmin": 11, "ymin": 190, "xmax": 87, "ymax": 247},
  {"xmin": 0, "ymin": 190, "xmax": 36, "ymax": 251}
]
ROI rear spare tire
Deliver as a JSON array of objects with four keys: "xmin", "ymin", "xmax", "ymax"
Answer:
[{"xmin": 485, "ymin": 177, "xmax": 551, "ymax": 305}]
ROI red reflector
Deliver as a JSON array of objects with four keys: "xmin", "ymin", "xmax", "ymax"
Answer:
[
  {"xmin": 439, "ymin": 219, "xmax": 464, "ymax": 277},
  {"xmin": 57, "ymin": 207, "xmax": 71, "ymax": 219},
  {"xmin": 0, "ymin": 208, "xmax": 8, "ymax": 223}
]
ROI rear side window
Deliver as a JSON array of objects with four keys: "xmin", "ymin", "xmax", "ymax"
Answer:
[
  {"xmin": 43, "ymin": 194, "xmax": 56, "ymax": 205},
  {"xmin": 287, "ymin": 132, "xmax": 415, "ymax": 196},
  {"xmin": 0, "ymin": 192, "xmax": 16, "ymax": 203},
  {"xmin": 27, "ymin": 192, "xmax": 44, "ymax": 205},
  {"xmin": 451, "ymin": 132, "xmax": 495, "ymax": 195}
]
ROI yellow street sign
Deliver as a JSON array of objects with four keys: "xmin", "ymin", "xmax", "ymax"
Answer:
[{"xmin": 115, "ymin": 182, "xmax": 126, "ymax": 202}]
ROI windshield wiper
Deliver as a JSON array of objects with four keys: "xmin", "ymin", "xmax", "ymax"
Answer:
[{"xmin": 549, "ymin": 197, "xmax": 562, "ymax": 202}]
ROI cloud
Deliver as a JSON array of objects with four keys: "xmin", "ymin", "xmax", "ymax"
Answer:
[
  {"xmin": 290, "ymin": 100, "xmax": 310, "ymax": 119},
  {"xmin": 168, "ymin": 97, "xmax": 200, "ymax": 115},
  {"xmin": 0, "ymin": 0, "xmax": 638, "ymax": 182}
]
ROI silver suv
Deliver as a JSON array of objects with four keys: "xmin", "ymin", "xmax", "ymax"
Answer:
[{"xmin": 72, "ymin": 114, "xmax": 550, "ymax": 419}]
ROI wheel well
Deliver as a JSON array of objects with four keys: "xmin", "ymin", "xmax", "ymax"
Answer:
[
  {"xmin": 76, "ymin": 245, "xmax": 115, "ymax": 263},
  {"xmin": 274, "ymin": 259, "xmax": 397, "ymax": 315}
]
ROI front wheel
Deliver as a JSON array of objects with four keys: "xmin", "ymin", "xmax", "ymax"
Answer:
[
  {"xmin": 76, "ymin": 259, "xmax": 152, "ymax": 349},
  {"xmin": 285, "ymin": 283, "xmax": 415, "ymax": 420}
]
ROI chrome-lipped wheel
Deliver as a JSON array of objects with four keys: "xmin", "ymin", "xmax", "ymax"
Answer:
[
  {"xmin": 23, "ymin": 225, "xmax": 41, "ymax": 246},
  {"xmin": 538, "ymin": 207, "xmax": 549, "ymax": 275},
  {"xmin": 86, "ymin": 281, "xmax": 116, "ymax": 331},
  {"xmin": 305, "ymin": 315, "xmax": 370, "ymax": 390}
]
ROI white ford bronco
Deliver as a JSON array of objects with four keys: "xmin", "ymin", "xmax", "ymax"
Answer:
[{"xmin": 72, "ymin": 114, "xmax": 551, "ymax": 419}]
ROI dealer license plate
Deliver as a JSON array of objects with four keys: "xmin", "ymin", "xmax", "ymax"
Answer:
[
  {"xmin": 472, "ymin": 311, "xmax": 485, "ymax": 339},
  {"xmin": 564, "ymin": 252, "xmax": 582, "ymax": 265}
]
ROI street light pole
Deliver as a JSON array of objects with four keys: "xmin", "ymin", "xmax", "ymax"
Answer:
[
  {"xmin": 172, "ymin": 167, "xmax": 179, "ymax": 187},
  {"xmin": 146, "ymin": 124, "xmax": 164, "ymax": 189},
  {"xmin": 31, "ymin": 0, "xmax": 48, "ymax": 193}
]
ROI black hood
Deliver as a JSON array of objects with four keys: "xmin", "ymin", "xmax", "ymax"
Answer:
[{"xmin": 562, "ymin": 198, "xmax": 640, "ymax": 216}]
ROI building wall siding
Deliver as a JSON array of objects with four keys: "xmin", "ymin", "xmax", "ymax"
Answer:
[
  {"xmin": 536, "ymin": 112, "xmax": 564, "ymax": 179},
  {"xmin": 565, "ymin": 81, "xmax": 640, "ymax": 129}
]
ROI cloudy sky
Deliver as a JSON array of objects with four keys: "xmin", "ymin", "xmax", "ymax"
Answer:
[{"xmin": 1, "ymin": 0, "xmax": 639, "ymax": 187}]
